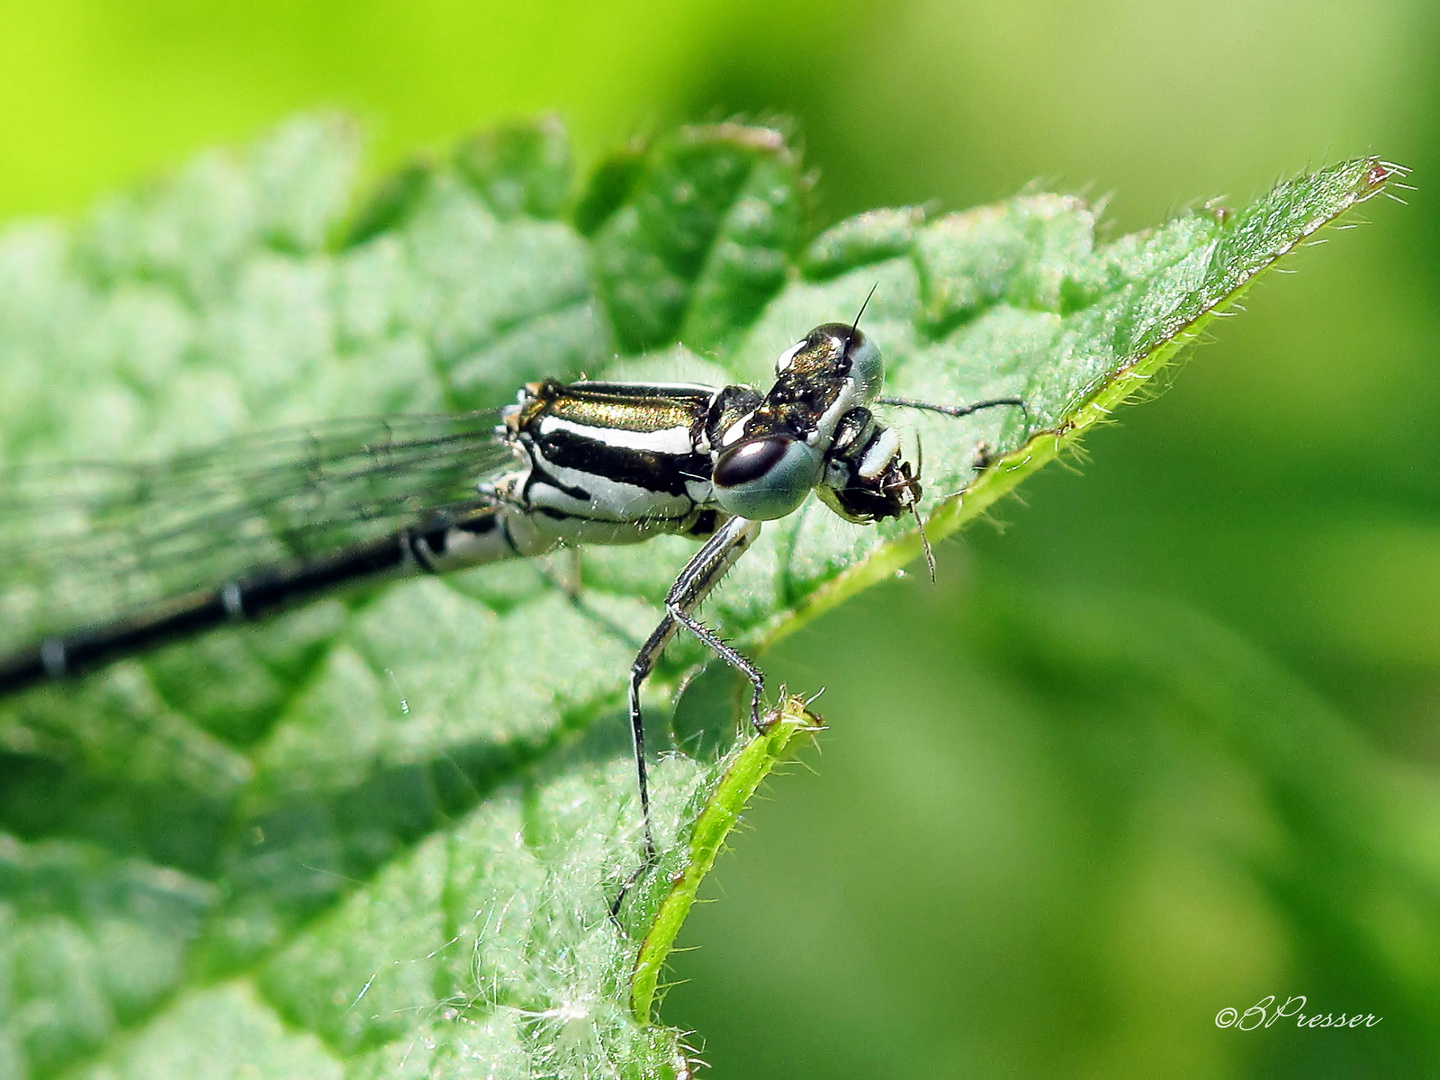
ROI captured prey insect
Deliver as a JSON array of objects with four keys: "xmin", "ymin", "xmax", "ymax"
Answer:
[{"xmin": 0, "ymin": 317, "xmax": 1026, "ymax": 850}]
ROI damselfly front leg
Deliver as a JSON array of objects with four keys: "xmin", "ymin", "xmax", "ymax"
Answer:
[{"xmin": 626, "ymin": 515, "xmax": 763, "ymax": 855}]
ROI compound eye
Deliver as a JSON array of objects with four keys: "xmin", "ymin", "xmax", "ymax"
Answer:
[
  {"xmin": 713, "ymin": 436, "xmax": 823, "ymax": 521},
  {"xmin": 845, "ymin": 329, "xmax": 884, "ymax": 399}
]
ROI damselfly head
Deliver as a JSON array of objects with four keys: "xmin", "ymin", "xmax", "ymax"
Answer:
[
  {"xmin": 774, "ymin": 323, "xmax": 884, "ymax": 401},
  {"xmin": 716, "ymin": 322, "xmax": 889, "ymax": 522}
]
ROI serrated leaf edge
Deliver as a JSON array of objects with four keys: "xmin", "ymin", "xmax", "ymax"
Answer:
[{"xmin": 755, "ymin": 157, "xmax": 1402, "ymax": 654}]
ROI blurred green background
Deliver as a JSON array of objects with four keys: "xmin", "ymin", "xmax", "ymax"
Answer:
[{"xmin": 2, "ymin": 0, "xmax": 1436, "ymax": 1076}]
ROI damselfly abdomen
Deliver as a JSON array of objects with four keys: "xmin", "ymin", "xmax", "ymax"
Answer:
[{"xmin": 0, "ymin": 319, "xmax": 1024, "ymax": 847}]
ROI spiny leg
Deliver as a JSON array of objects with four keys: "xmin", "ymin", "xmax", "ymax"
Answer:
[
  {"xmin": 625, "ymin": 515, "xmax": 763, "ymax": 855},
  {"xmin": 665, "ymin": 605, "xmax": 765, "ymax": 732},
  {"xmin": 627, "ymin": 613, "xmax": 675, "ymax": 860}
]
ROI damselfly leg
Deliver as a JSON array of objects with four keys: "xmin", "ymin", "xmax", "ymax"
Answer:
[{"xmin": 627, "ymin": 515, "xmax": 763, "ymax": 856}]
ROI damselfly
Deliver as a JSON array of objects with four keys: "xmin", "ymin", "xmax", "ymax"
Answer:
[{"xmin": 0, "ymin": 313, "xmax": 1024, "ymax": 849}]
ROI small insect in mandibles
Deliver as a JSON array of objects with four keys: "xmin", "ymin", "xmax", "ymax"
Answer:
[{"xmin": 0, "ymin": 298, "xmax": 1027, "ymax": 852}]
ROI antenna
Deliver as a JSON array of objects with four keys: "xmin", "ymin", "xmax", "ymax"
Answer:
[{"xmin": 845, "ymin": 283, "xmax": 879, "ymax": 356}]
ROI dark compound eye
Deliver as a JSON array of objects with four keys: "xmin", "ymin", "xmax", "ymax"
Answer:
[
  {"xmin": 714, "ymin": 437, "xmax": 791, "ymax": 487},
  {"xmin": 713, "ymin": 436, "xmax": 823, "ymax": 521}
]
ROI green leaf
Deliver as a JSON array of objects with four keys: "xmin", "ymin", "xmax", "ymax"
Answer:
[
  {"xmin": 590, "ymin": 123, "xmax": 805, "ymax": 353},
  {"xmin": 0, "ymin": 114, "xmax": 1397, "ymax": 1078}
]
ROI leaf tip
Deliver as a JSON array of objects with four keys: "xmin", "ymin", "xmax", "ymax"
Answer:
[{"xmin": 1361, "ymin": 158, "xmax": 1407, "ymax": 193}]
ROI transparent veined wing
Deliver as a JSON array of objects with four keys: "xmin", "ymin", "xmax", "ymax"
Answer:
[{"xmin": 0, "ymin": 411, "xmax": 517, "ymax": 654}]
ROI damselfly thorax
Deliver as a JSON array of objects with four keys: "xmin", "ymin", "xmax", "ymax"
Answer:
[{"xmin": 0, "ymin": 320, "xmax": 1025, "ymax": 850}]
